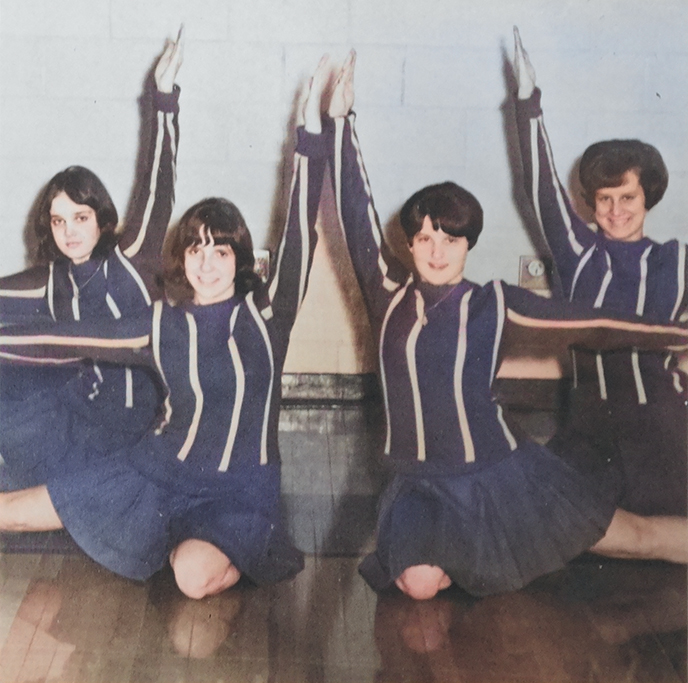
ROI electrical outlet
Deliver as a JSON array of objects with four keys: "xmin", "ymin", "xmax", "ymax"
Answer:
[{"xmin": 519, "ymin": 256, "xmax": 548, "ymax": 290}]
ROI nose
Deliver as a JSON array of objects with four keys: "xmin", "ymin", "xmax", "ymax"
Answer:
[
  {"xmin": 609, "ymin": 198, "xmax": 624, "ymax": 216},
  {"xmin": 431, "ymin": 240, "xmax": 444, "ymax": 259},
  {"xmin": 64, "ymin": 220, "xmax": 77, "ymax": 236},
  {"xmin": 199, "ymin": 249, "xmax": 213, "ymax": 272}
]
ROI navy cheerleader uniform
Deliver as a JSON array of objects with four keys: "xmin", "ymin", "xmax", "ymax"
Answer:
[
  {"xmin": 0, "ymin": 86, "xmax": 180, "ymax": 488},
  {"xmin": 0, "ymin": 127, "xmax": 327, "ymax": 585},
  {"xmin": 515, "ymin": 88, "xmax": 688, "ymax": 516},
  {"xmin": 326, "ymin": 113, "xmax": 688, "ymax": 596}
]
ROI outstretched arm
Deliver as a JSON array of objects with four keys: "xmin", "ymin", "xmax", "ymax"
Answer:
[
  {"xmin": 0, "ymin": 312, "xmax": 154, "ymax": 368},
  {"xmin": 0, "ymin": 266, "xmax": 52, "ymax": 322},
  {"xmin": 262, "ymin": 55, "xmax": 330, "ymax": 356},
  {"xmin": 118, "ymin": 29, "xmax": 184, "ymax": 298},
  {"xmin": 512, "ymin": 27, "xmax": 595, "ymax": 298},
  {"xmin": 327, "ymin": 51, "xmax": 408, "ymax": 329},
  {"xmin": 499, "ymin": 282, "xmax": 688, "ymax": 360}
]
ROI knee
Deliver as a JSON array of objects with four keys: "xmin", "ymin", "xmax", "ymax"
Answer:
[
  {"xmin": 170, "ymin": 542, "xmax": 241, "ymax": 600},
  {"xmin": 395, "ymin": 565, "xmax": 451, "ymax": 601}
]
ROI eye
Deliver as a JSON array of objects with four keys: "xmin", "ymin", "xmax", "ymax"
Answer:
[
  {"xmin": 446, "ymin": 235, "xmax": 458, "ymax": 244},
  {"xmin": 187, "ymin": 246, "xmax": 200, "ymax": 256},
  {"xmin": 50, "ymin": 217, "xmax": 64, "ymax": 228}
]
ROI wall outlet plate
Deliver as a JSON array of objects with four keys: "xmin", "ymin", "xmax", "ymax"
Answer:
[{"xmin": 519, "ymin": 255, "xmax": 549, "ymax": 290}]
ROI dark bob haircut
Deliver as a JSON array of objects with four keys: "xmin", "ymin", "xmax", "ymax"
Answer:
[
  {"xmin": 579, "ymin": 139, "xmax": 668, "ymax": 210},
  {"xmin": 165, "ymin": 197, "xmax": 261, "ymax": 301},
  {"xmin": 399, "ymin": 181, "xmax": 483, "ymax": 250},
  {"xmin": 35, "ymin": 166, "xmax": 119, "ymax": 263}
]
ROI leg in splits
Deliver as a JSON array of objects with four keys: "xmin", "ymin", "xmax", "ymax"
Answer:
[
  {"xmin": 0, "ymin": 485, "xmax": 63, "ymax": 532},
  {"xmin": 590, "ymin": 509, "xmax": 688, "ymax": 564}
]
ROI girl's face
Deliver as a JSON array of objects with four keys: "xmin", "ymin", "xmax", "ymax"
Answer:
[
  {"xmin": 594, "ymin": 170, "xmax": 647, "ymax": 242},
  {"xmin": 50, "ymin": 191, "xmax": 101, "ymax": 264},
  {"xmin": 409, "ymin": 215, "xmax": 469, "ymax": 286},
  {"xmin": 184, "ymin": 227, "xmax": 237, "ymax": 305}
]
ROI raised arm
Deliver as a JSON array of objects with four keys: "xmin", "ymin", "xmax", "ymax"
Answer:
[
  {"xmin": 327, "ymin": 51, "xmax": 408, "ymax": 328},
  {"xmin": 118, "ymin": 30, "xmax": 183, "ymax": 297},
  {"xmin": 260, "ymin": 55, "xmax": 330, "ymax": 351},
  {"xmin": 512, "ymin": 27, "xmax": 595, "ymax": 298}
]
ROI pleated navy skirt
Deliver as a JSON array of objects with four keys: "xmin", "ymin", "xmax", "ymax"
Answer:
[
  {"xmin": 359, "ymin": 442, "xmax": 616, "ymax": 597},
  {"xmin": 47, "ymin": 456, "xmax": 303, "ymax": 586}
]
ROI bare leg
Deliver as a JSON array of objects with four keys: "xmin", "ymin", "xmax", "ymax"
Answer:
[
  {"xmin": 170, "ymin": 538, "xmax": 241, "ymax": 600},
  {"xmin": 395, "ymin": 564, "xmax": 452, "ymax": 601},
  {"xmin": 590, "ymin": 509, "xmax": 687, "ymax": 564},
  {"xmin": 0, "ymin": 486, "xmax": 63, "ymax": 531}
]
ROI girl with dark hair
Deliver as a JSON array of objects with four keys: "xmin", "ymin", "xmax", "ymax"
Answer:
[
  {"xmin": 0, "ymin": 57, "xmax": 330, "ymax": 597},
  {"xmin": 323, "ymin": 51, "xmax": 687, "ymax": 601},
  {"xmin": 513, "ymin": 28, "xmax": 687, "ymax": 518},
  {"xmin": 0, "ymin": 34, "xmax": 183, "ymax": 490}
]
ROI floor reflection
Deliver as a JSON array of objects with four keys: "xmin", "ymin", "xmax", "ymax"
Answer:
[{"xmin": 0, "ymin": 400, "xmax": 686, "ymax": 682}]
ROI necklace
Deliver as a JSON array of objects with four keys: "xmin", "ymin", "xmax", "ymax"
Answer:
[
  {"xmin": 69, "ymin": 259, "xmax": 104, "ymax": 294},
  {"xmin": 420, "ymin": 282, "xmax": 460, "ymax": 325}
]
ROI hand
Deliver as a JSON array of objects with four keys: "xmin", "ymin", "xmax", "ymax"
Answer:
[
  {"xmin": 155, "ymin": 25, "xmax": 184, "ymax": 94},
  {"xmin": 513, "ymin": 26, "xmax": 536, "ymax": 100},
  {"xmin": 328, "ymin": 49, "xmax": 356, "ymax": 118},
  {"xmin": 302, "ymin": 54, "xmax": 332, "ymax": 134}
]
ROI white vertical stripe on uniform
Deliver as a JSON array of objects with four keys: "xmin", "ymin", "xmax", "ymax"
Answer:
[
  {"xmin": 219, "ymin": 307, "xmax": 244, "ymax": 472},
  {"xmin": 595, "ymin": 353, "xmax": 607, "ymax": 401},
  {"xmin": 268, "ymin": 157, "xmax": 299, "ymax": 305},
  {"xmin": 380, "ymin": 283, "xmax": 411, "ymax": 455},
  {"xmin": 536, "ymin": 116, "xmax": 584, "ymax": 256},
  {"xmin": 125, "ymin": 367, "xmax": 133, "ymax": 408},
  {"xmin": 454, "ymin": 290, "xmax": 475, "ymax": 463},
  {"xmin": 631, "ymin": 351, "xmax": 648, "ymax": 405},
  {"xmin": 105, "ymin": 293, "xmax": 122, "ymax": 319},
  {"xmin": 67, "ymin": 269, "xmax": 80, "ymax": 320},
  {"xmin": 670, "ymin": 244, "xmax": 686, "ymax": 321},
  {"xmin": 297, "ymin": 156, "xmax": 310, "ymax": 309},
  {"xmin": 343, "ymin": 116, "xmax": 398, "ymax": 292},
  {"xmin": 407, "ymin": 291, "xmax": 426, "ymax": 461},
  {"xmin": 123, "ymin": 110, "xmax": 166, "ymax": 259},
  {"xmin": 496, "ymin": 405, "xmax": 518, "ymax": 451},
  {"xmin": 593, "ymin": 252, "xmax": 612, "ymax": 308},
  {"xmin": 176, "ymin": 312, "xmax": 203, "ymax": 462},
  {"xmin": 166, "ymin": 112, "xmax": 178, "ymax": 191},
  {"xmin": 636, "ymin": 245, "xmax": 653, "ymax": 315},
  {"xmin": 490, "ymin": 281, "xmax": 506, "ymax": 382},
  {"xmin": 151, "ymin": 302, "xmax": 172, "ymax": 432},
  {"xmin": 47, "ymin": 263, "xmax": 56, "ymax": 321},
  {"xmin": 569, "ymin": 246, "xmax": 595, "ymax": 301},
  {"xmin": 246, "ymin": 294, "xmax": 274, "ymax": 465},
  {"xmin": 115, "ymin": 246, "xmax": 153, "ymax": 305},
  {"xmin": 629, "ymin": 245, "xmax": 653, "ymax": 405}
]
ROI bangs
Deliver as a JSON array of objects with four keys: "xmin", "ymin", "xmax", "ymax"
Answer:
[{"xmin": 185, "ymin": 223, "xmax": 236, "ymax": 249}]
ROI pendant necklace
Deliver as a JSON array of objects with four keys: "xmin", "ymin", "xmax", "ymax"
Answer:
[{"xmin": 69, "ymin": 259, "xmax": 104, "ymax": 296}]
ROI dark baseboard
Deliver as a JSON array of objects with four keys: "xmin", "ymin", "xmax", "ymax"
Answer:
[{"xmin": 281, "ymin": 373, "xmax": 570, "ymax": 411}]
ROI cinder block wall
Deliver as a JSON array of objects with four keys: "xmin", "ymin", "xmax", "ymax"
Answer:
[{"xmin": 1, "ymin": 0, "xmax": 686, "ymax": 374}]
